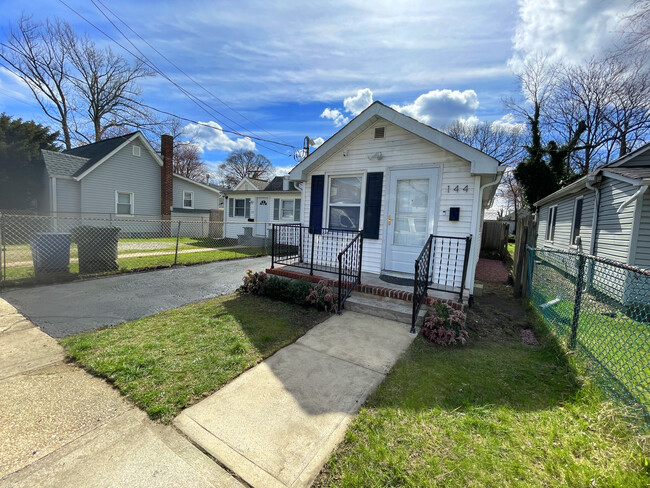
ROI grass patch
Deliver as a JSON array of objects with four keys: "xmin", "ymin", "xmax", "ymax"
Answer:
[
  {"xmin": 314, "ymin": 284, "xmax": 650, "ymax": 488},
  {"xmin": 60, "ymin": 293, "xmax": 328, "ymax": 423}
]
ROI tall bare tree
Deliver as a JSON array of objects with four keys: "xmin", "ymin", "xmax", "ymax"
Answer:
[
  {"xmin": 0, "ymin": 16, "xmax": 73, "ymax": 148},
  {"xmin": 218, "ymin": 149, "xmax": 273, "ymax": 188},
  {"xmin": 1, "ymin": 15, "xmax": 156, "ymax": 148},
  {"xmin": 173, "ymin": 143, "xmax": 209, "ymax": 181},
  {"xmin": 446, "ymin": 119, "xmax": 526, "ymax": 166}
]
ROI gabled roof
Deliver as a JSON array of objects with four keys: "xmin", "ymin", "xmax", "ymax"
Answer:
[
  {"xmin": 263, "ymin": 176, "xmax": 298, "ymax": 191},
  {"xmin": 42, "ymin": 150, "xmax": 89, "ymax": 177},
  {"xmin": 45, "ymin": 132, "xmax": 164, "ymax": 180},
  {"xmin": 535, "ymin": 142, "xmax": 650, "ymax": 207},
  {"xmin": 290, "ymin": 101, "xmax": 502, "ymax": 181},
  {"xmin": 173, "ymin": 173, "xmax": 223, "ymax": 194},
  {"xmin": 233, "ymin": 177, "xmax": 269, "ymax": 191}
]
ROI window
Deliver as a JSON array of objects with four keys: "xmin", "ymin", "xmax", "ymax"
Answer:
[
  {"xmin": 328, "ymin": 176, "xmax": 362, "ymax": 230},
  {"xmin": 273, "ymin": 198, "xmax": 301, "ymax": 221},
  {"xmin": 183, "ymin": 191, "xmax": 194, "ymax": 209},
  {"xmin": 132, "ymin": 145, "xmax": 141, "ymax": 157},
  {"xmin": 116, "ymin": 192, "xmax": 133, "ymax": 215},
  {"xmin": 229, "ymin": 198, "xmax": 250, "ymax": 218},
  {"xmin": 546, "ymin": 206, "xmax": 557, "ymax": 241},
  {"xmin": 571, "ymin": 197, "xmax": 583, "ymax": 245}
]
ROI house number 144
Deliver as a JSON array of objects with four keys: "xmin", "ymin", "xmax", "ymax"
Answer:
[{"xmin": 447, "ymin": 185, "xmax": 469, "ymax": 192}]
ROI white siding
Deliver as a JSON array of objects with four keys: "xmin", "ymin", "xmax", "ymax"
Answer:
[
  {"xmin": 172, "ymin": 176, "xmax": 222, "ymax": 210},
  {"xmin": 55, "ymin": 178, "xmax": 81, "ymax": 215},
  {"xmin": 301, "ymin": 120, "xmax": 478, "ymax": 287},
  {"xmin": 224, "ymin": 192, "xmax": 301, "ymax": 238}
]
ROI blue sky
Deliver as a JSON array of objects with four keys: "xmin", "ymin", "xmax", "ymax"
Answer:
[{"xmin": 0, "ymin": 0, "xmax": 633, "ymax": 177}]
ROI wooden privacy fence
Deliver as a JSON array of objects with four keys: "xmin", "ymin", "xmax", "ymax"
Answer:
[
  {"xmin": 480, "ymin": 221, "xmax": 509, "ymax": 258},
  {"xmin": 513, "ymin": 213, "xmax": 538, "ymax": 298}
]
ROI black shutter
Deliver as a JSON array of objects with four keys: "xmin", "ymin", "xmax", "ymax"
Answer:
[
  {"xmin": 309, "ymin": 175, "xmax": 324, "ymax": 234},
  {"xmin": 362, "ymin": 172, "xmax": 383, "ymax": 239}
]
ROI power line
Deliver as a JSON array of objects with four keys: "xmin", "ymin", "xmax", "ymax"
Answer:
[
  {"xmin": 94, "ymin": 0, "xmax": 294, "ymax": 147},
  {"xmin": 56, "ymin": 0, "xmax": 296, "ymax": 156}
]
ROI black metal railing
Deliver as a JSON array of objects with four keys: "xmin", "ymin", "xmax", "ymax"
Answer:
[
  {"xmin": 338, "ymin": 232, "xmax": 363, "ymax": 312},
  {"xmin": 412, "ymin": 234, "xmax": 433, "ymax": 333},
  {"xmin": 271, "ymin": 224, "xmax": 363, "ymax": 311},
  {"xmin": 412, "ymin": 234, "xmax": 472, "ymax": 330}
]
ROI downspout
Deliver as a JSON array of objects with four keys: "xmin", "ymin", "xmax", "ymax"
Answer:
[
  {"xmin": 617, "ymin": 184, "xmax": 648, "ymax": 213},
  {"xmin": 585, "ymin": 178, "xmax": 600, "ymax": 256}
]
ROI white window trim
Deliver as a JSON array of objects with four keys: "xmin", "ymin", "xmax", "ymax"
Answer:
[
  {"xmin": 233, "ymin": 198, "xmax": 248, "ymax": 218},
  {"xmin": 280, "ymin": 198, "xmax": 295, "ymax": 221},
  {"xmin": 570, "ymin": 196, "xmax": 584, "ymax": 247},
  {"xmin": 325, "ymin": 174, "xmax": 366, "ymax": 231},
  {"xmin": 132, "ymin": 145, "xmax": 141, "ymax": 157},
  {"xmin": 115, "ymin": 191, "xmax": 134, "ymax": 216},
  {"xmin": 546, "ymin": 205, "xmax": 557, "ymax": 242},
  {"xmin": 183, "ymin": 190, "xmax": 194, "ymax": 209}
]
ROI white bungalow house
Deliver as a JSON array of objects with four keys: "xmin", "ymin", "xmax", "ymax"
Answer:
[
  {"xmin": 279, "ymin": 101, "xmax": 504, "ymax": 303},
  {"xmin": 223, "ymin": 176, "xmax": 301, "ymax": 240}
]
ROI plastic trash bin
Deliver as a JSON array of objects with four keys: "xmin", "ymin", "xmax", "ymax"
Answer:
[
  {"xmin": 30, "ymin": 232, "xmax": 72, "ymax": 275},
  {"xmin": 72, "ymin": 226, "xmax": 121, "ymax": 274}
]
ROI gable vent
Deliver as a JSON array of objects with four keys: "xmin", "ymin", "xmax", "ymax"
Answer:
[
  {"xmin": 374, "ymin": 127, "xmax": 385, "ymax": 139},
  {"xmin": 132, "ymin": 145, "xmax": 141, "ymax": 157}
]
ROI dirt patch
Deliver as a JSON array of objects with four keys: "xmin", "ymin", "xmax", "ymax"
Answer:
[
  {"xmin": 475, "ymin": 258, "xmax": 510, "ymax": 283},
  {"xmin": 521, "ymin": 328, "xmax": 540, "ymax": 346}
]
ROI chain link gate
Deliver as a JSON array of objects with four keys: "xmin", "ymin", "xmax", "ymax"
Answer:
[{"xmin": 528, "ymin": 246, "xmax": 650, "ymax": 427}]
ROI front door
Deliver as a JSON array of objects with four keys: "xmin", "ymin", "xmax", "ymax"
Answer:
[
  {"xmin": 384, "ymin": 168, "xmax": 438, "ymax": 273},
  {"xmin": 256, "ymin": 198, "xmax": 269, "ymax": 236}
]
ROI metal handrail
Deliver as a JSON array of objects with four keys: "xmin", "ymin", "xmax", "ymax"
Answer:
[{"xmin": 337, "ymin": 231, "xmax": 363, "ymax": 312}]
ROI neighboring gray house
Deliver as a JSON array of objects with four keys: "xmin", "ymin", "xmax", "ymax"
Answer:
[
  {"xmin": 535, "ymin": 142, "xmax": 650, "ymax": 303},
  {"xmin": 223, "ymin": 176, "xmax": 301, "ymax": 239},
  {"xmin": 40, "ymin": 132, "xmax": 223, "ymax": 227}
]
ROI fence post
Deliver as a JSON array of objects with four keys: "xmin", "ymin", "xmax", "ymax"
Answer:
[
  {"xmin": 570, "ymin": 253, "xmax": 586, "ymax": 349},
  {"xmin": 174, "ymin": 221, "xmax": 182, "ymax": 265},
  {"xmin": 271, "ymin": 224, "xmax": 275, "ymax": 269},
  {"xmin": 310, "ymin": 232, "xmax": 315, "ymax": 276},
  {"xmin": 459, "ymin": 235, "xmax": 472, "ymax": 302},
  {"xmin": 337, "ymin": 252, "xmax": 343, "ymax": 314},
  {"xmin": 0, "ymin": 213, "xmax": 4, "ymax": 283},
  {"xmin": 527, "ymin": 246, "xmax": 534, "ymax": 298},
  {"xmin": 358, "ymin": 234, "xmax": 363, "ymax": 285}
]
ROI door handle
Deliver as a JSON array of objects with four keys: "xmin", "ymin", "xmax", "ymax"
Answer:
[{"xmin": 388, "ymin": 215, "xmax": 392, "ymax": 225}]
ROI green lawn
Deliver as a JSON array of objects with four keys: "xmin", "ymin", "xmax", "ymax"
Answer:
[
  {"xmin": 2, "ymin": 246, "xmax": 267, "ymax": 286},
  {"xmin": 61, "ymin": 293, "xmax": 328, "ymax": 423},
  {"xmin": 314, "ymin": 285, "xmax": 649, "ymax": 488}
]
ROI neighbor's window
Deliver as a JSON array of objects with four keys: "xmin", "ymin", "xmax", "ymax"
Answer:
[
  {"xmin": 183, "ymin": 191, "xmax": 194, "ymax": 209},
  {"xmin": 116, "ymin": 192, "xmax": 133, "ymax": 215},
  {"xmin": 229, "ymin": 198, "xmax": 250, "ymax": 218},
  {"xmin": 273, "ymin": 198, "xmax": 301, "ymax": 221},
  {"xmin": 281, "ymin": 199, "xmax": 294, "ymax": 219},
  {"xmin": 546, "ymin": 205, "xmax": 557, "ymax": 241},
  {"xmin": 571, "ymin": 197, "xmax": 583, "ymax": 245},
  {"xmin": 328, "ymin": 176, "xmax": 362, "ymax": 230}
]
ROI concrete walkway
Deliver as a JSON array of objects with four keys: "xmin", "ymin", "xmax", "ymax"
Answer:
[
  {"xmin": 0, "ymin": 299, "xmax": 243, "ymax": 488},
  {"xmin": 175, "ymin": 311, "xmax": 415, "ymax": 488},
  {"xmin": 1, "ymin": 256, "xmax": 270, "ymax": 337}
]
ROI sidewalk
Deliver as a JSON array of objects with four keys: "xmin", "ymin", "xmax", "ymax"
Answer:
[
  {"xmin": 175, "ymin": 311, "xmax": 416, "ymax": 488},
  {"xmin": 0, "ymin": 299, "xmax": 242, "ymax": 488}
]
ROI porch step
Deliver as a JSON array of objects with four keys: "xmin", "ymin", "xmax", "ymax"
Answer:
[{"xmin": 344, "ymin": 293, "xmax": 426, "ymax": 327}]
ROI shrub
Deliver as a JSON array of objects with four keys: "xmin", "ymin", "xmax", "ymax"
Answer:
[
  {"xmin": 262, "ymin": 276, "xmax": 292, "ymax": 301},
  {"xmin": 305, "ymin": 280, "xmax": 337, "ymax": 314},
  {"xmin": 240, "ymin": 269, "xmax": 267, "ymax": 294},
  {"xmin": 289, "ymin": 279, "xmax": 313, "ymax": 305},
  {"xmin": 421, "ymin": 302, "xmax": 468, "ymax": 346}
]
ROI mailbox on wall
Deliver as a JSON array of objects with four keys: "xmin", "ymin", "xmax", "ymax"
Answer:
[{"xmin": 449, "ymin": 207, "xmax": 460, "ymax": 221}]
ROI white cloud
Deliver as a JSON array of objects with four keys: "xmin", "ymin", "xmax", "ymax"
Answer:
[
  {"xmin": 312, "ymin": 137, "xmax": 325, "ymax": 147},
  {"xmin": 320, "ymin": 108, "xmax": 349, "ymax": 127},
  {"xmin": 391, "ymin": 89, "xmax": 479, "ymax": 127},
  {"xmin": 183, "ymin": 121, "xmax": 256, "ymax": 152},
  {"xmin": 343, "ymin": 88, "xmax": 374, "ymax": 116},
  {"xmin": 0, "ymin": 67, "xmax": 33, "ymax": 101},
  {"xmin": 273, "ymin": 165, "xmax": 294, "ymax": 176},
  {"xmin": 490, "ymin": 113, "xmax": 526, "ymax": 133},
  {"xmin": 511, "ymin": 0, "xmax": 629, "ymax": 66}
]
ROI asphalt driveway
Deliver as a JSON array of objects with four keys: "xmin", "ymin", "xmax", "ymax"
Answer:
[{"xmin": 0, "ymin": 257, "xmax": 270, "ymax": 338}]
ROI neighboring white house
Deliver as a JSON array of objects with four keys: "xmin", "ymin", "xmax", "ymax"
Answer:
[
  {"xmin": 223, "ymin": 176, "xmax": 302, "ymax": 239},
  {"xmin": 535, "ymin": 142, "xmax": 650, "ymax": 303},
  {"xmin": 40, "ymin": 132, "xmax": 223, "ymax": 228},
  {"xmin": 288, "ymin": 101, "xmax": 505, "ymax": 297}
]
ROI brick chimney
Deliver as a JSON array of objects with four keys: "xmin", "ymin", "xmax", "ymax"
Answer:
[{"xmin": 161, "ymin": 134, "xmax": 173, "ymax": 217}]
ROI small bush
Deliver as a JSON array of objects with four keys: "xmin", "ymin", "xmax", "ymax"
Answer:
[
  {"xmin": 261, "ymin": 276, "xmax": 291, "ymax": 300},
  {"xmin": 240, "ymin": 269, "xmax": 267, "ymax": 294},
  {"xmin": 306, "ymin": 280, "xmax": 337, "ymax": 313},
  {"xmin": 421, "ymin": 302, "xmax": 468, "ymax": 346},
  {"xmin": 290, "ymin": 279, "xmax": 313, "ymax": 305}
]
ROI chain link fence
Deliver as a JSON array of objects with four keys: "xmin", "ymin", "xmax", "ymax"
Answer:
[
  {"xmin": 528, "ymin": 247, "xmax": 650, "ymax": 426},
  {"xmin": 0, "ymin": 213, "xmax": 273, "ymax": 287}
]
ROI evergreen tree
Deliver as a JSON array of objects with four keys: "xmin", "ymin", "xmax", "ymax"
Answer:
[{"xmin": 0, "ymin": 114, "xmax": 60, "ymax": 210}]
